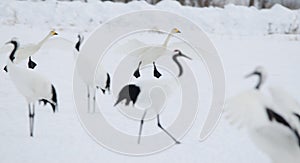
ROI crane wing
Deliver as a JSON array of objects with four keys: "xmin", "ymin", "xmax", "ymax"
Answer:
[
  {"xmin": 134, "ymin": 76, "xmax": 179, "ymax": 108},
  {"xmin": 224, "ymin": 90, "xmax": 272, "ymax": 129},
  {"xmin": 269, "ymin": 87, "xmax": 300, "ymax": 131},
  {"xmin": 269, "ymin": 87, "xmax": 300, "ymax": 114}
]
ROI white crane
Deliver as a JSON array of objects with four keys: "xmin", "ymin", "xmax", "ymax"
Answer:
[
  {"xmin": 131, "ymin": 28, "xmax": 181, "ymax": 78},
  {"xmin": 3, "ymin": 30, "xmax": 58, "ymax": 72},
  {"xmin": 75, "ymin": 34, "xmax": 110, "ymax": 113},
  {"xmin": 225, "ymin": 66, "xmax": 300, "ymax": 163},
  {"xmin": 114, "ymin": 76, "xmax": 181, "ymax": 144},
  {"xmin": 5, "ymin": 40, "xmax": 58, "ymax": 137}
]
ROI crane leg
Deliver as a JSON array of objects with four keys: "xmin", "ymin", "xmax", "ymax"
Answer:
[
  {"xmin": 138, "ymin": 110, "xmax": 147, "ymax": 144},
  {"xmin": 157, "ymin": 114, "xmax": 180, "ymax": 144},
  {"xmin": 28, "ymin": 103, "xmax": 35, "ymax": 137},
  {"xmin": 133, "ymin": 61, "xmax": 142, "ymax": 78},
  {"xmin": 87, "ymin": 86, "xmax": 90, "ymax": 113},
  {"xmin": 153, "ymin": 62, "xmax": 162, "ymax": 78},
  {"xmin": 92, "ymin": 89, "xmax": 96, "ymax": 113}
]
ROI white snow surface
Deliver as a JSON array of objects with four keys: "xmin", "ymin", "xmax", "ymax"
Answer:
[
  {"xmin": 0, "ymin": 0, "xmax": 299, "ymax": 163},
  {"xmin": 0, "ymin": 0, "xmax": 300, "ymax": 35}
]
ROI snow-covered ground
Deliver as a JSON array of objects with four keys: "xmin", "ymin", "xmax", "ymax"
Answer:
[
  {"xmin": 0, "ymin": 1, "xmax": 299, "ymax": 163},
  {"xmin": 1, "ymin": 0, "xmax": 300, "ymax": 35}
]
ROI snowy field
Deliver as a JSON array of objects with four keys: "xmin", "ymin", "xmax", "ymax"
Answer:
[{"xmin": 0, "ymin": 1, "xmax": 300, "ymax": 163}]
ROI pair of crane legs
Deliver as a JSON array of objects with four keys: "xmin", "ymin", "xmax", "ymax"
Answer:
[
  {"xmin": 27, "ymin": 101, "xmax": 54, "ymax": 137},
  {"xmin": 87, "ymin": 86, "xmax": 97, "ymax": 113},
  {"xmin": 133, "ymin": 62, "xmax": 180, "ymax": 144},
  {"xmin": 134, "ymin": 61, "xmax": 162, "ymax": 79},
  {"xmin": 86, "ymin": 86, "xmax": 110, "ymax": 113},
  {"xmin": 86, "ymin": 73, "xmax": 111, "ymax": 113},
  {"xmin": 138, "ymin": 110, "xmax": 181, "ymax": 144}
]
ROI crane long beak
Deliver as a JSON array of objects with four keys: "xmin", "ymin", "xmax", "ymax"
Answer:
[
  {"xmin": 245, "ymin": 73, "xmax": 253, "ymax": 78},
  {"xmin": 180, "ymin": 53, "xmax": 192, "ymax": 60},
  {"xmin": 51, "ymin": 31, "xmax": 58, "ymax": 36}
]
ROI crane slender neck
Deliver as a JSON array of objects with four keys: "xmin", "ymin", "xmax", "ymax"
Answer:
[
  {"xmin": 8, "ymin": 42, "xmax": 19, "ymax": 63},
  {"xmin": 75, "ymin": 35, "xmax": 83, "ymax": 52},
  {"xmin": 162, "ymin": 32, "xmax": 173, "ymax": 47},
  {"xmin": 37, "ymin": 33, "xmax": 52, "ymax": 47},
  {"xmin": 254, "ymin": 72, "xmax": 262, "ymax": 90}
]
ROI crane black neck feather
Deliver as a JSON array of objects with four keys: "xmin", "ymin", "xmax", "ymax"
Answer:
[
  {"xmin": 253, "ymin": 71, "xmax": 262, "ymax": 90},
  {"xmin": 75, "ymin": 35, "xmax": 81, "ymax": 52},
  {"xmin": 9, "ymin": 40, "xmax": 19, "ymax": 62},
  {"xmin": 75, "ymin": 34, "xmax": 84, "ymax": 52}
]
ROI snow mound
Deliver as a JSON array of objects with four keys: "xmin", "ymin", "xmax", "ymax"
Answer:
[{"xmin": 0, "ymin": 1, "xmax": 299, "ymax": 35}]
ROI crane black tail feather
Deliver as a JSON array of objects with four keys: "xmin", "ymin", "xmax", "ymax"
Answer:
[{"xmin": 266, "ymin": 108, "xmax": 300, "ymax": 148}]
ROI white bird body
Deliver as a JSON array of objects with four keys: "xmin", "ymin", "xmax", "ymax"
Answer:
[
  {"xmin": 226, "ymin": 90, "xmax": 271, "ymax": 129},
  {"xmin": 134, "ymin": 46, "xmax": 171, "ymax": 67},
  {"xmin": 13, "ymin": 30, "xmax": 58, "ymax": 64},
  {"xmin": 78, "ymin": 64, "xmax": 110, "ymax": 112},
  {"xmin": 225, "ymin": 67, "xmax": 300, "ymax": 163},
  {"xmin": 6, "ymin": 40, "xmax": 57, "ymax": 137},
  {"xmin": 126, "ymin": 44, "xmax": 179, "ymax": 78},
  {"xmin": 114, "ymin": 76, "xmax": 180, "ymax": 144},
  {"xmin": 112, "ymin": 28, "xmax": 181, "ymax": 79},
  {"xmin": 269, "ymin": 87, "xmax": 300, "ymax": 116},
  {"xmin": 227, "ymin": 90, "xmax": 300, "ymax": 163},
  {"xmin": 7, "ymin": 60, "xmax": 53, "ymax": 103},
  {"xmin": 74, "ymin": 34, "xmax": 109, "ymax": 89},
  {"xmin": 268, "ymin": 87, "xmax": 300, "ymax": 139},
  {"xmin": 77, "ymin": 51, "xmax": 110, "ymax": 91},
  {"xmin": 14, "ymin": 43, "xmax": 41, "ymax": 63},
  {"xmin": 75, "ymin": 34, "xmax": 110, "ymax": 112},
  {"xmin": 134, "ymin": 77, "xmax": 178, "ymax": 110},
  {"xmin": 111, "ymin": 28, "xmax": 193, "ymax": 78},
  {"xmin": 249, "ymin": 125, "xmax": 300, "ymax": 163},
  {"xmin": 95, "ymin": 66, "xmax": 109, "ymax": 88},
  {"xmin": 132, "ymin": 28, "xmax": 180, "ymax": 66}
]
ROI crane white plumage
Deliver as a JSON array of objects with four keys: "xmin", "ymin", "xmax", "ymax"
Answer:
[
  {"xmin": 136, "ymin": 28, "xmax": 180, "ymax": 78},
  {"xmin": 114, "ymin": 76, "xmax": 180, "ymax": 144},
  {"xmin": 3, "ymin": 30, "xmax": 58, "ymax": 71},
  {"xmin": 225, "ymin": 66, "xmax": 300, "ymax": 163},
  {"xmin": 117, "ymin": 28, "xmax": 181, "ymax": 78},
  {"xmin": 75, "ymin": 34, "xmax": 111, "ymax": 113},
  {"xmin": 112, "ymin": 28, "xmax": 192, "ymax": 78},
  {"xmin": 5, "ymin": 39, "xmax": 58, "ymax": 137}
]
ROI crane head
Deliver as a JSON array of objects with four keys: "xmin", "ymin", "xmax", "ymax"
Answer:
[
  {"xmin": 245, "ymin": 66, "xmax": 267, "ymax": 78},
  {"xmin": 245, "ymin": 66, "xmax": 267, "ymax": 90},
  {"xmin": 171, "ymin": 28, "xmax": 181, "ymax": 34},
  {"xmin": 173, "ymin": 49, "xmax": 192, "ymax": 60},
  {"xmin": 5, "ymin": 39, "xmax": 18, "ymax": 46},
  {"xmin": 50, "ymin": 30, "xmax": 58, "ymax": 36}
]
